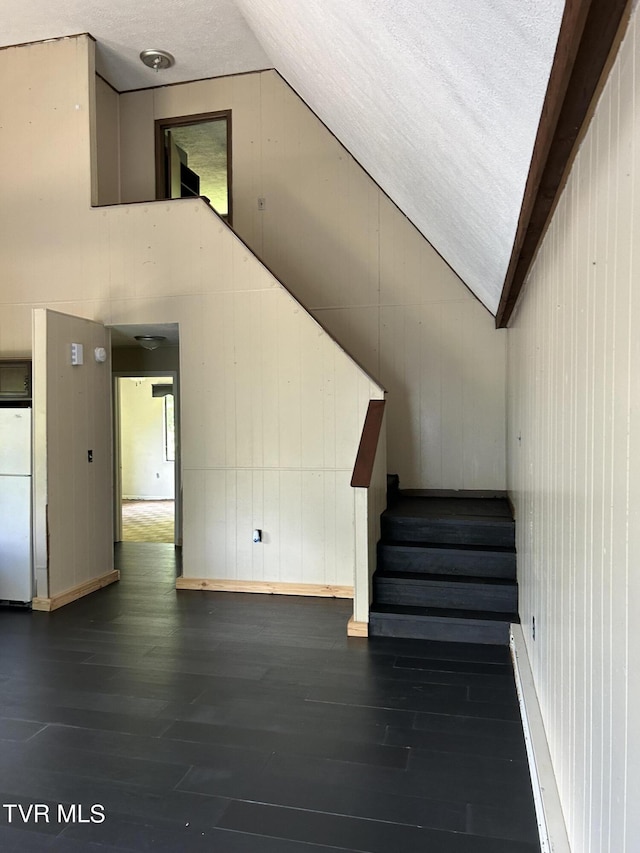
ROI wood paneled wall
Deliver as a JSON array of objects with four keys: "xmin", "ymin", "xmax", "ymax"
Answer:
[
  {"xmin": 118, "ymin": 71, "xmax": 507, "ymax": 491},
  {"xmin": 0, "ymin": 36, "xmax": 382, "ymax": 591},
  {"xmin": 507, "ymin": 9, "xmax": 639, "ymax": 850}
]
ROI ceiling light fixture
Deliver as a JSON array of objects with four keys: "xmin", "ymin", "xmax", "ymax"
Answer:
[
  {"xmin": 134, "ymin": 335, "xmax": 166, "ymax": 350},
  {"xmin": 139, "ymin": 49, "xmax": 175, "ymax": 72}
]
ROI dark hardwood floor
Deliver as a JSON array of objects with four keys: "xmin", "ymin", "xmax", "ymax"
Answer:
[{"xmin": 0, "ymin": 543, "xmax": 540, "ymax": 852}]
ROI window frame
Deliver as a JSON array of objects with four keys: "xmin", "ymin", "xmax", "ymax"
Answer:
[
  {"xmin": 154, "ymin": 110, "xmax": 232, "ymax": 224},
  {"xmin": 163, "ymin": 393, "xmax": 176, "ymax": 463}
]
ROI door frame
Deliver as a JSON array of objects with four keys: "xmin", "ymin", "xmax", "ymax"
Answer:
[
  {"xmin": 154, "ymin": 110, "xmax": 233, "ymax": 225},
  {"xmin": 112, "ymin": 371, "xmax": 181, "ymax": 546}
]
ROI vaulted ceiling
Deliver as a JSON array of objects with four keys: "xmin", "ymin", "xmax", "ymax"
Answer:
[{"xmin": 1, "ymin": 0, "xmax": 565, "ymax": 314}]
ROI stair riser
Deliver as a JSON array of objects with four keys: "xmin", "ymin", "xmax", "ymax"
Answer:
[
  {"xmin": 374, "ymin": 580, "xmax": 517, "ymax": 612},
  {"xmin": 378, "ymin": 545, "xmax": 516, "ymax": 578},
  {"xmin": 381, "ymin": 518, "xmax": 515, "ymax": 548},
  {"xmin": 369, "ymin": 613, "xmax": 511, "ymax": 645}
]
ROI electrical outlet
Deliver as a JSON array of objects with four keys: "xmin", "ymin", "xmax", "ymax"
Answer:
[{"xmin": 257, "ymin": 197, "xmax": 266, "ymax": 211}]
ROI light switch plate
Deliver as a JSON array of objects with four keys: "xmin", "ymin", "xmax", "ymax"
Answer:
[{"xmin": 71, "ymin": 343, "xmax": 84, "ymax": 366}]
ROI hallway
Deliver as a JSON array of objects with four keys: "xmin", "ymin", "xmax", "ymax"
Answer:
[
  {"xmin": 0, "ymin": 544, "xmax": 539, "ymax": 851},
  {"xmin": 121, "ymin": 500, "xmax": 175, "ymax": 543}
]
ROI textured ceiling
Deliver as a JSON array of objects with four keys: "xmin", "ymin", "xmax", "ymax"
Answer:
[
  {"xmin": 0, "ymin": 0, "xmax": 270, "ymax": 91},
  {"xmin": 234, "ymin": 0, "xmax": 564, "ymax": 313},
  {"xmin": 0, "ymin": 0, "xmax": 564, "ymax": 313}
]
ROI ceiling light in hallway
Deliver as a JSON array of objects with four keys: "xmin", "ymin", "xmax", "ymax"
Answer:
[{"xmin": 134, "ymin": 335, "xmax": 166, "ymax": 350}]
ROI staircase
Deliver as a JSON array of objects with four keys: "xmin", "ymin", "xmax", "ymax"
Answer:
[{"xmin": 369, "ymin": 480, "xmax": 518, "ymax": 644}]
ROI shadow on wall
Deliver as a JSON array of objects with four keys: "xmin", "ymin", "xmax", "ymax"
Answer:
[{"xmin": 249, "ymin": 184, "xmax": 503, "ymax": 488}]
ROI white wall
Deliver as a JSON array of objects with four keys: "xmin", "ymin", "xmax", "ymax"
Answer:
[
  {"xmin": 118, "ymin": 70, "xmax": 507, "ymax": 491},
  {"xmin": 507, "ymin": 10, "xmax": 639, "ymax": 851},
  {"xmin": 0, "ymin": 36, "xmax": 383, "ymax": 590},
  {"xmin": 119, "ymin": 377, "xmax": 174, "ymax": 499}
]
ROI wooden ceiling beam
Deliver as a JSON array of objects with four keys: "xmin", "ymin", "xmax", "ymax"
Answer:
[{"xmin": 496, "ymin": 0, "xmax": 631, "ymax": 328}]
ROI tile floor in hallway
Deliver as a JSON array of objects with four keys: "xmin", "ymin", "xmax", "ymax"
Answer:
[{"xmin": 0, "ymin": 543, "xmax": 540, "ymax": 852}]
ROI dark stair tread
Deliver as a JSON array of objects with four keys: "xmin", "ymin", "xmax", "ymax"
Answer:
[
  {"xmin": 370, "ymin": 603, "xmax": 520, "ymax": 623},
  {"xmin": 381, "ymin": 517, "xmax": 515, "ymax": 547},
  {"xmin": 374, "ymin": 570, "xmax": 517, "ymax": 587},
  {"xmin": 379, "ymin": 540, "xmax": 516, "ymax": 555},
  {"xmin": 382, "ymin": 497, "xmax": 513, "ymax": 521},
  {"xmin": 373, "ymin": 491, "xmax": 518, "ymax": 644},
  {"xmin": 399, "ymin": 488, "xmax": 508, "ymax": 499},
  {"xmin": 382, "ymin": 515, "xmax": 514, "ymax": 529}
]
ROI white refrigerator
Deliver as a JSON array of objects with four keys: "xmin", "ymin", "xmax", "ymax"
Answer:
[{"xmin": 0, "ymin": 407, "xmax": 32, "ymax": 603}]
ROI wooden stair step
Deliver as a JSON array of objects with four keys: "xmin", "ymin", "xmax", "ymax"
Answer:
[
  {"xmin": 370, "ymin": 490, "xmax": 518, "ymax": 645},
  {"xmin": 373, "ymin": 570, "xmax": 518, "ymax": 612},
  {"xmin": 383, "ymin": 496, "xmax": 513, "ymax": 519},
  {"xmin": 381, "ymin": 511, "xmax": 515, "ymax": 548},
  {"xmin": 377, "ymin": 541, "xmax": 516, "ymax": 578},
  {"xmin": 369, "ymin": 603, "xmax": 518, "ymax": 645}
]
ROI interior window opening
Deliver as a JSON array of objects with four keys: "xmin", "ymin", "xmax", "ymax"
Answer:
[{"xmin": 156, "ymin": 112, "xmax": 231, "ymax": 222}]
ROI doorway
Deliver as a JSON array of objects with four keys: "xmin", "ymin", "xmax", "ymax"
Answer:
[
  {"xmin": 118, "ymin": 376, "xmax": 175, "ymax": 543},
  {"xmin": 109, "ymin": 323, "xmax": 181, "ymax": 547},
  {"xmin": 155, "ymin": 111, "xmax": 232, "ymax": 222}
]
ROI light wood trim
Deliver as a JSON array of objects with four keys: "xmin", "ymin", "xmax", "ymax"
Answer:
[
  {"xmin": 347, "ymin": 617, "xmax": 369, "ymax": 637},
  {"xmin": 496, "ymin": 0, "xmax": 631, "ymax": 327},
  {"xmin": 351, "ymin": 400, "xmax": 386, "ymax": 488},
  {"xmin": 176, "ymin": 578, "xmax": 353, "ymax": 598},
  {"xmin": 32, "ymin": 569, "xmax": 120, "ymax": 612}
]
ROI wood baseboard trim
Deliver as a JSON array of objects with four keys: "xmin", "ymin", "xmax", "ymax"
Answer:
[
  {"xmin": 32, "ymin": 570, "xmax": 120, "ymax": 612},
  {"xmin": 176, "ymin": 578, "xmax": 354, "ymax": 598},
  {"xmin": 347, "ymin": 617, "xmax": 369, "ymax": 637}
]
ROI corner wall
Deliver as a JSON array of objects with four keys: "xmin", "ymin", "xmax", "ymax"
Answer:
[
  {"xmin": 117, "ymin": 70, "xmax": 507, "ymax": 491},
  {"xmin": 507, "ymin": 9, "xmax": 639, "ymax": 850}
]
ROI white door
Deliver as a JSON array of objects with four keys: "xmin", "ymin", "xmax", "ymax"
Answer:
[{"xmin": 33, "ymin": 308, "xmax": 113, "ymax": 602}]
